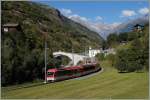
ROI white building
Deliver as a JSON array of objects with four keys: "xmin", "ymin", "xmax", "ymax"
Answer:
[
  {"xmin": 103, "ymin": 48, "xmax": 116, "ymax": 56},
  {"xmin": 88, "ymin": 47, "xmax": 116, "ymax": 57},
  {"xmin": 88, "ymin": 47, "xmax": 103, "ymax": 57}
]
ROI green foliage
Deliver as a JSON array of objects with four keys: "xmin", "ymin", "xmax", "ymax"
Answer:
[
  {"xmin": 127, "ymin": 32, "xmax": 139, "ymax": 41},
  {"xmin": 114, "ymin": 24, "xmax": 149, "ymax": 72},
  {"xmin": 106, "ymin": 24, "xmax": 149, "ymax": 73},
  {"xmin": 105, "ymin": 54, "xmax": 115, "ymax": 67},
  {"xmin": 102, "ymin": 40, "xmax": 109, "ymax": 49},
  {"xmin": 106, "ymin": 30, "xmax": 144, "ymax": 48},
  {"xmin": 141, "ymin": 25, "xmax": 149, "ymax": 70},
  {"xmin": 115, "ymin": 38, "xmax": 147, "ymax": 72},
  {"xmin": 107, "ymin": 33, "xmax": 119, "ymax": 47},
  {"xmin": 95, "ymin": 53, "xmax": 105, "ymax": 61},
  {"xmin": 118, "ymin": 32, "xmax": 128, "ymax": 42}
]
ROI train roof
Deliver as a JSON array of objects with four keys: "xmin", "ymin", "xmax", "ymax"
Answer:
[
  {"xmin": 47, "ymin": 63, "xmax": 97, "ymax": 72},
  {"xmin": 47, "ymin": 66, "xmax": 83, "ymax": 72},
  {"xmin": 47, "ymin": 68, "xmax": 58, "ymax": 72},
  {"xmin": 64, "ymin": 66, "xmax": 83, "ymax": 70}
]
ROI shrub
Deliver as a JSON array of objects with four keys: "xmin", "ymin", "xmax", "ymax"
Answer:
[
  {"xmin": 105, "ymin": 54, "xmax": 115, "ymax": 67},
  {"xmin": 115, "ymin": 48, "xmax": 144, "ymax": 72},
  {"xmin": 95, "ymin": 53, "xmax": 105, "ymax": 61}
]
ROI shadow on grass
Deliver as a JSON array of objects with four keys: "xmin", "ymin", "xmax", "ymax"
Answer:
[
  {"xmin": 5, "ymin": 82, "xmax": 46, "ymax": 91},
  {"xmin": 118, "ymin": 71, "xmax": 144, "ymax": 74},
  {"xmin": 118, "ymin": 72, "xmax": 129, "ymax": 73}
]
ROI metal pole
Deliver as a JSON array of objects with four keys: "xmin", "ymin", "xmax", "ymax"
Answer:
[
  {"xmin": 44, "ymin": 39, "xmax": 47, "ymax": 83},
  {"xmin": 84, "ymin": 46, "xmax": 86, "ymax": 64},
  {"xmin": 72, "ymin": 48, "xmax": 74, "ymax": 66}
]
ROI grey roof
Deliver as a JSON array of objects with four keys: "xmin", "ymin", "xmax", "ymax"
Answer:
[{"xmin": 3, "ymin": 23, "xmax": 19, "ymax": 27}]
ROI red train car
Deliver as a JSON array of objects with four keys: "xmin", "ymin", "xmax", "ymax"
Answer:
[{"xmin": 46, "ymin": 63, "xmax": 101, "ymax": 82}]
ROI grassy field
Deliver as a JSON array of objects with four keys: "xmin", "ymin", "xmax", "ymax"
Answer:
[{"xmin": 1, "ymin": 60, "xmax": 149, "ymax": 99}]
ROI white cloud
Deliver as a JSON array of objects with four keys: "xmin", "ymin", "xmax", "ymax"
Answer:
[
  {"xmin": 111, "ymin": 22, "xmax": 121, "ymax": 27},
  {"xmin": 60, "ymin": 8, "xmax": 72, "ymax": 15},
  {"xmin": 121, "ymin": 10, "xmax": 136, "ymax": 17},
  {"xmin": 69, "ymin": 14, "xmax": 89, "ymax": 22},
  {"xmin": 68, "ymin": 14, "xmax": 120, "ymax": 39},
  {"xmin": 60, "ymin": 8, "xmax": 121, "ymax": 39},
  {"xmin": 95, "ymin": 16, "xmax": 103, "ymax": 21},
  {"xmin": 139, "ymin": 7, "xmax": 149, "ymax": 15}
]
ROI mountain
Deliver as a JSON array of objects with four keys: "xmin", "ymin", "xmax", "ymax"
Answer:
[
  {"xmin": 1, "ymin": 1, "xmax": 103, "ymax": 85},
  {"xmin": 115, "ymin": 15, "xmax": 149, "ymax": 33},
  {"xmin": 2, "ymin": 1, "xmax": 103, "ymax": 52}
]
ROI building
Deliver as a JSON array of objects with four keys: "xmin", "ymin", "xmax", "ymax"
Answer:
[
  {"xmin": 87, "ymin": 46, "xmax": 116, "ymax": 58},
  {"xmin": 120, "ymin": 41, "xmax": 127, "ymax": 45},
  {"xmin": 88, "ymin": 47, "xmax": 103, "ymax": 57},
  {"xmin": 133, "ymin": 24, "xmax": 144, "ymax": 32},
  {"xmin": 103, "ymin": 48, "xmax": 116, "ymax": 56},
  {"xmin": 2, "ymin": 23, "xmax": 21, "ymax": 33}
]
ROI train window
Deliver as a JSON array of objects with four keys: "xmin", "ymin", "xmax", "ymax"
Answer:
[
  {"xmin": 47, "ymin": 72, "xmax": 54, "ymax": 76},
  {"xmin": 55, "ymin": 70, "xmax": 72, "ymax": 77},
  {"xmin": 83, "ymin": 65, "xmax": 94, "ymax": 71}
]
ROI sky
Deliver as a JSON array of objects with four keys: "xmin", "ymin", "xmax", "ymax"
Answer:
[{"xmin": 35, "ymin": 0, "xmax": 149, "ymax": 38}]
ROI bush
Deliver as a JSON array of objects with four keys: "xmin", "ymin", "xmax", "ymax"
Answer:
[
  {"xmin": 95, "ymin": 53, "xmax": 105, "ymax": 61},
  {"xmin": 105, "ymin": 54, "xmax": 115, "ymax": 67},
  {"xmin": 115, "ymin": 48, "xmax": 144, "ymax": 73}
]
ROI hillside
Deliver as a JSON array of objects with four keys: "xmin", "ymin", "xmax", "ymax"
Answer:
[
  {"xmin": 1, "ymin": 1, "xmax": 103, "ymax": 85},
  {"xmin": 2, "ymin": 1, "xmax": 103, "ymax": 52},
  {"xmin": 116, "ymin": 24, "xmax": 149, "ymax": 50}
]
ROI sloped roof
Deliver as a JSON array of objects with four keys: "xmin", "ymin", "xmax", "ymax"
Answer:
[
  {"xmin": 134, "ymin": 24, "xmax": 144, "ymax": 27},
  {"xmin": 3, "ymin": 23, "xmax": 19, "ymax": 27}
]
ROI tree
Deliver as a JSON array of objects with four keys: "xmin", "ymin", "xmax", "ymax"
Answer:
[
  {"xmin": 118, "ymin": 32, "xmax": 128, "ymax": 42},
  {"xmin": 115, "ymin": 49, "xmax": 128, "ymax": 72},
  {"xmin": 107, "ymin": 33, "xmax": 119, "ymax": 47},
  {"xmin": 127, "ymin": 32, "xmax": 139, "ymax": 41},
  {"xmin": 142, "ymin": 26, "xmax": 149, "ymax": 70},
  {"xmin": 115, "ymin": 39, "xmax": 144, "ymax": 72},
  {"xmin": 102, "ymin": 40, "xmax": 109, "ymax": 50},
  {"xmin": 105, "ymin": 54, "xmax": 115, "ymax": 67},
  {"xmin": 96, "ymin": 53, "xmax": 105, "ymax": 61}
]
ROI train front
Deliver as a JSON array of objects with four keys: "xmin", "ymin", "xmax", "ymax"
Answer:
[{"xmin": 47, "ymin": 68, "xmax": 57, "ymax": 82}]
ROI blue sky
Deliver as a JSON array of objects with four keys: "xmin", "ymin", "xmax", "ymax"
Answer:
[
  {"xmin": 34, "ymin": 0, "xmax": 149, "ymax": 38},
  {"xmin": 36, "ymin": 1, "xmax": 148, "ymax": 23}
]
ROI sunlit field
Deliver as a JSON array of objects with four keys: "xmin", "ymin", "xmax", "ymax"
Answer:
[{"xmin": 2, "ymin": 61, "xmax": 149, "ymax": 99}]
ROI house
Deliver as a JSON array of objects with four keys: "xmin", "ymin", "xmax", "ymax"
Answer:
[
  {"xmin": 103, "ymin": 48, "xmax": 116, "ymax": 56},
  {"xmin": 2, "ymin": 23, "xmax": 22, "ymax": 33},
  {"xmin": 120, "ymin": 41, "xmax": 127, "ymax": 45},
  {"xmin": 133, "ymin": 24, "xmax": 144, "ymax": 32},
  {"xmin": 88, "ymin": 47, "xmax": 102, "ymax": 57}
]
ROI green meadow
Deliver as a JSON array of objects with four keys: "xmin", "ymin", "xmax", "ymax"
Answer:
[{"xmin": 1, "ymin": 60, "xmax": 149, "ymax": 99}]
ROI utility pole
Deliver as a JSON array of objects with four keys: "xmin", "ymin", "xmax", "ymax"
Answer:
[
  {"xmin": 84, "ymin": 46, "xmax": 86, "ymax": 64},
  {"xmin": 43, "ymin": 31, "xmax": 48, "ymax": 84},
  {"xmin": 44, "ymin": 39, "xmax": 47, "ymax": 83},
  {"xmin": 72, "ymin": 48, "xmax": 74, "ymax": 66},
  {"xmin": 39, "ymin": 27, "xmax": 48, "ymax": 83}
]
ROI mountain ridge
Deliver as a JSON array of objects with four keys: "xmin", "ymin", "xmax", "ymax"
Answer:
[{"xmin": 2, "ymin": 1, "xmax": 104, "ymax": 52}]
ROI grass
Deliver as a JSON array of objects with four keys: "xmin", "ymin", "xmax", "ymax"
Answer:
[
  {"xmin": 1, "ymin": 60, "xmax": 149, "ymax": 99},
  {"xmin": 115, "ymin": 42, "xmax": 131, "ymax": 51}
]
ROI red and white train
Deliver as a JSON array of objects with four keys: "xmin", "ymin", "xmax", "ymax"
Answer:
[{"xmin": 46, "ymin": 63, "xmax": 101, "ymax": 82}]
